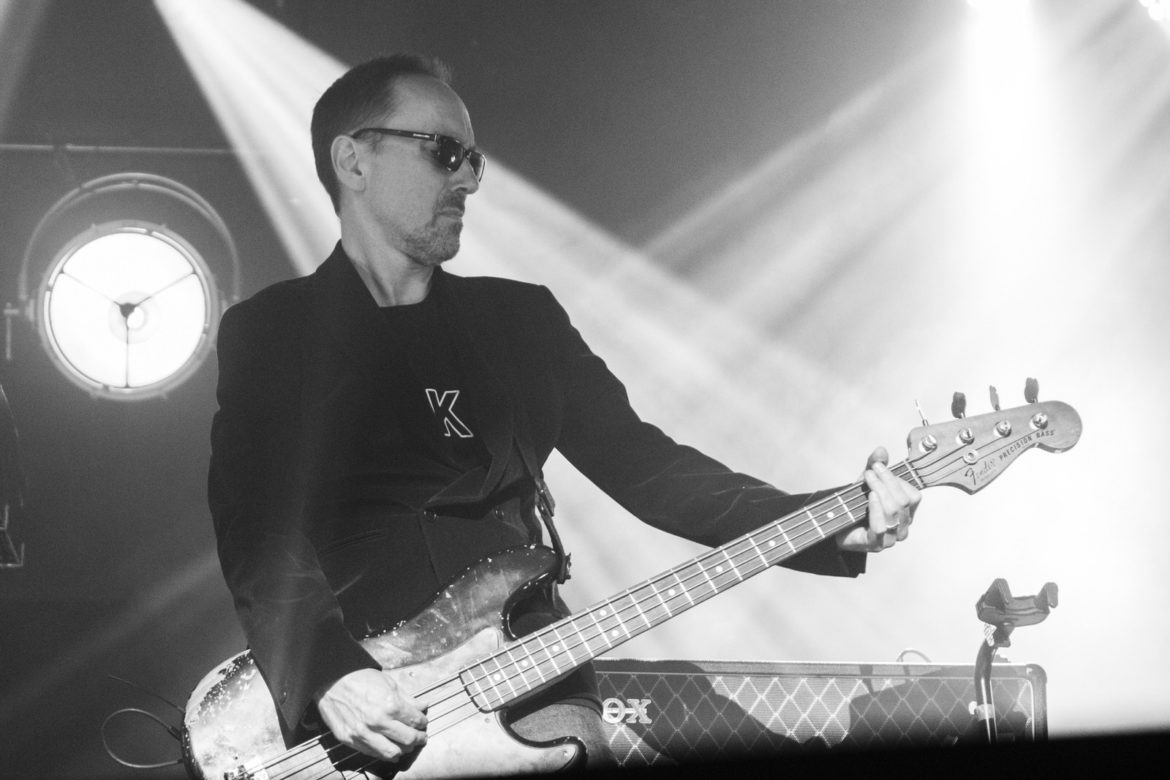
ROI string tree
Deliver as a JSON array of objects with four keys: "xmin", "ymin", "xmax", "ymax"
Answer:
[{"xmin": 914, "ymin": 399, "xmax": 930, "ymax": 427}]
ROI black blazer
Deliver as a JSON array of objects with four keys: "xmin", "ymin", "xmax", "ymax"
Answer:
[{"xmin": 209, "ymin": 244, "xmax": 864, "ymax": 736}]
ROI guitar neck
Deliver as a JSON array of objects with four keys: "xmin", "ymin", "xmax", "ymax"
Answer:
[{"xmin": 459, "ymin": 461, "xmax": 919, "ymax": 710}]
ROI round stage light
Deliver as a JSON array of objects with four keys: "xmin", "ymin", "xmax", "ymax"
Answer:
[{"xmin": 36, "ymin": 220, "xmax": 219, "ymax": 400}]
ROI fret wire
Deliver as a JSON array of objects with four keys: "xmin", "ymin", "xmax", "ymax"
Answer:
[
  {"xmin": 804, "ymin": 508, "xmax": 826, "ymax": 538},
  {"xmin": 747, "ymin": 534, "xmax": 770, "ymax": 568},
  {"xmin": 626, "ymin": 585, "xmax": 653, "ymax": 630},
  {"xmin": 898, "ymin": 460, "xmax": 926, "ymax": 489},
  {"xmin": 633, "ymin": 583, "xmax": 670, "ymax": 627},
  {"xmin": 834, "ymin": 494, "xmax": 856, "ymax": 523},
  {"xmin": 533, "ymin": 629, "xmax": 561, "ymax": 677},
  {"xmin": 717, "ymin": 547, "xmax": 743, "ymax": 583},
  {"xmin": 648, "ymin": 576, "xmax": 674, "ymax": 621},
  {"xmin": 586, "ymin": 604, "xmax": 613, "ymax": 654},
  {"xmin": 694, "ymin": 557, "xmax": 718, "ymax": 597},
  {"xmin": 473, "ymin": 655, "xmax": 510, "ymax": 709},
  {"xmin": 507, "ymin": 644, "xmax": 542, "ymax": 691}
]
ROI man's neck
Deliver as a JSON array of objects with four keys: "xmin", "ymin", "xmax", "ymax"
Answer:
[{"xmin": 340, "ymin": 231, "xmax": 434, "ymax": 307}]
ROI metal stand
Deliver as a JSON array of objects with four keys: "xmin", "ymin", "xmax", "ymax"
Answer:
[{"xmin": 972, "ymin": 579, "xmax": 1057, "ymax": 744}]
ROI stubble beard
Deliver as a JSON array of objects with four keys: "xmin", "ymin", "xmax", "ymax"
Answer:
[{"xmin": 401, "ymin": 217, "xmax": 462, "ymax": 267}]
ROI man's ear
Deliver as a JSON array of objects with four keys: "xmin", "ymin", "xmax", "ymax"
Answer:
[{"xmin": 332, "ymin": 135, "xmax": 366, "ymax": 195}]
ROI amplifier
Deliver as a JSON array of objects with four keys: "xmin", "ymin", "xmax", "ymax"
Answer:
[{"xmin": 594, "ymin": 659, "xmax": 1047, "ymax": 767}]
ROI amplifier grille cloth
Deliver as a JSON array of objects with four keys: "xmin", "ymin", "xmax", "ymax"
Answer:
[{"xmin": 594, "ymin": 659, "xmax": 1046, "ymax": 766}]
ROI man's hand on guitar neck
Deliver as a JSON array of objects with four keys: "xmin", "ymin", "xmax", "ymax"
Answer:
[
  {"xmin": 316, "ymin": 668, "xmax": 428, "ymax": 763},
  {"xmin": 836, "ymin": 447, "xmax": 922, "ymax": 554}
]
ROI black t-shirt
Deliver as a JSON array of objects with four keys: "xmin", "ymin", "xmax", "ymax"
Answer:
[{"xmin": 358, "ymin": 292, "xmax": 492, "ymax": 506}]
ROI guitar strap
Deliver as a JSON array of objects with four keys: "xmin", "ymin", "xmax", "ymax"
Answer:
[{"xmin": 513, "ymin": 436, "xmax": 571, "ymax": 585}]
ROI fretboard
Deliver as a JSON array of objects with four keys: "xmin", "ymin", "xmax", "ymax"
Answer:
[{"xmin": 459, "ymin": 461, "xmax": 920, "ymax": 710}]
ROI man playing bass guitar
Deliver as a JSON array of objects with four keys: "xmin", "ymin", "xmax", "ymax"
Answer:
[{"xmin": 208, "ymin": 53, "xmax": 921, "ymax": 773}]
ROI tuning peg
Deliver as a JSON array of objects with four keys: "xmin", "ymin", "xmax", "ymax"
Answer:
[
  {"xmin": 951, "ymin": 392, "xmax": 967, "ymax": 419},
  {"xmin": 1025, "ymin": 377, "xmax": 1039, "ymax": 404},
  {"xmin": 989, "ymin": 385, "xmax": 1001, "ymax": 412}
]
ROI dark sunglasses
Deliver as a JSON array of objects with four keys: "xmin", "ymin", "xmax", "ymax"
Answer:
[{"xmin": 350, "ymin": 127, "xmax": 486, "ymax": 181}]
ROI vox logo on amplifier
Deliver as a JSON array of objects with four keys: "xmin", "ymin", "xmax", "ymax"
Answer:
[{"xmin": 601, "ymin": 697, "xmax": 653, "ymax": 725}]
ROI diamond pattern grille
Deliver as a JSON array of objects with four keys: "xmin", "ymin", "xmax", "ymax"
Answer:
[{"xmin": 595, "ymin": 660, "xmax": 1044, "ymax": 767}]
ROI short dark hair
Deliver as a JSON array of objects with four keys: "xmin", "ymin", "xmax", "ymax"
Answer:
[{"xmin": 311, "ymin": 54, "xmax": 453, "ymax": 212}]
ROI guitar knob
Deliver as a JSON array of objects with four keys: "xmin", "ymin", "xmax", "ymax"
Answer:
[
  {"xmin": 959, "ymin": 428, "xmax": 975, "ymax": 444},
  {"xmin": 919, "ymin": 434, "xmax": 938, "ymax": 453},
  {"xmin": 996, "ymin": 420, "xmax": 1012, "ymax": 437},
  {"xmin": 1032, "ymin": 412, "xmax": 1049, "ymax": 430}
]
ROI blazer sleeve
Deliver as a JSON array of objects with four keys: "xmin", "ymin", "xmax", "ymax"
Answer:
[
  {"xmin": 208, "ymin": 299, "xmax": 380, "ymax": 741},
  {"xmin": 540, "ymin": 287, "xmax": 864, "ymax": 577}
]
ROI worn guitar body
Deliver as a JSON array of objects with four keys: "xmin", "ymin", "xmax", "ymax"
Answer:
[{"xmin": 183, "ymin": 547, "xmax": 582, "ymax": 779}]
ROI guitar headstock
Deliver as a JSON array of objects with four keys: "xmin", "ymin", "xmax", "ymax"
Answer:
[{"xmin": 906, "ymin": 382, "xmax": 1081, "ymax": 494}]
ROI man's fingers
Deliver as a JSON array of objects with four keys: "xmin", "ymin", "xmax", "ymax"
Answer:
[
  {"xmin": 376, "ymin": 718, "xmax": 429, "ymax": 751},
  {"xmin": 349, "ymin": 729, "xmax": 410, "ymax": 763},
  {"xmin": 334, "ymin": 718, "xmax": 427, "ymax": 763},
  {"xmin": 867, "ymin": 462, "xmax": 920, "ymax": 524}
]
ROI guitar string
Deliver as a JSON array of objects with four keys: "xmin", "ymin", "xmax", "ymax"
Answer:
[
  {"xmin": 448, "ymin": 456, "xmax": 940, "ymax": 709},
  {"xmin": 252, "ymin": 439, "xmax": 1011, "ymax": 779}
]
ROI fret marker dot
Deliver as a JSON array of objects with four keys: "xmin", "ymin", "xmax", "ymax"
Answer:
[
  {"xmin": 492, "ymin": 673, "xmax": 503, "ymax": 682},
  {"xmin": 827, "ymin": 511, "xmax": 835, "ymax": 519},
  {"xmin": 599, "ymin": 609, "xmax": 608, "ymax": 616},
  {"xmin": 610, "ymin": 630, "xmax": 619, "ymax": 638},
  {"xmin": 715, "ymin": 565, "xmax": 724, "ymax": 573},
  {"xmin": 520, "ymin": 659, "xmax": 529, "ymax": 668},
  {"xmin": 551, "ymin": 644, "xmax": 561, "ymax": 653},
  {"xmin": 768, "ymin": 540, "xmax": 777, "ymax": 548},
  {"xmin": 668, "ymin": 588, "xmax": 676, "ymax": 596}
]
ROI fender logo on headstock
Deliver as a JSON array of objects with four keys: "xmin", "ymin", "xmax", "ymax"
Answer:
[{"xmin": 910, "ymin": 391, "xmax": 1081, "ymax": 494}]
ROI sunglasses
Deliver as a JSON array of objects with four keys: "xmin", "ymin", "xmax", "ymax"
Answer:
[{"xmin": 350, "ymin": 127, "xmax": 486, "ymax": 181}]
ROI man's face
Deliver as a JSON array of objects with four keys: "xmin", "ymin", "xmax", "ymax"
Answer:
[{"xmin": 355, "ymin": 75, "xmax": 480, "ymax": 266}]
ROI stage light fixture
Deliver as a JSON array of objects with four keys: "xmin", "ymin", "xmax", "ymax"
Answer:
[
  {"xmin": 16, "ymin": 172, "xmax": 239, "ymax": 400},
  {"xmin": 36, "ymin": 220, "xmax": 217, "ymax": 399}
]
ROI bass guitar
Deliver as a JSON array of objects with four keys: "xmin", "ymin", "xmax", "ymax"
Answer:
[{"xmin": 183, "ymin": 394, "xmax": 1081, "ymax": 779}]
